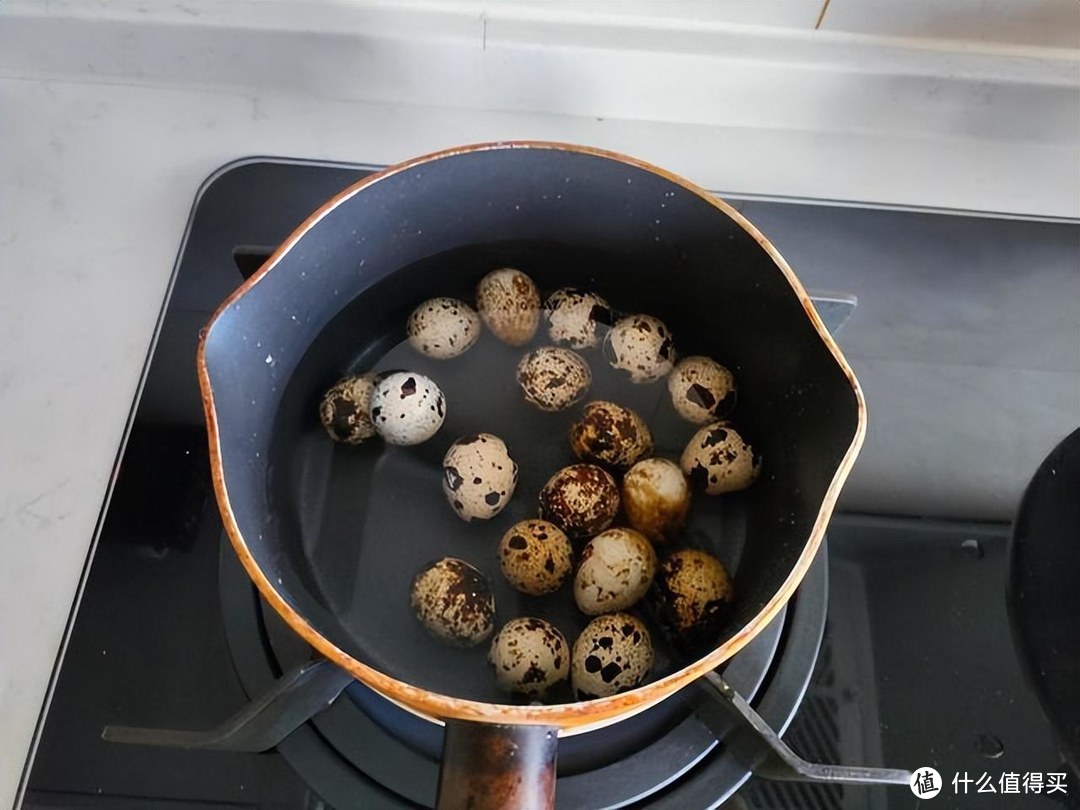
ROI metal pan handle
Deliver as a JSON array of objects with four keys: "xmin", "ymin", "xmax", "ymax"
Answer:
[{"xmin": 436, "ymin": 720, "xmax": 558, "ymax": 810}]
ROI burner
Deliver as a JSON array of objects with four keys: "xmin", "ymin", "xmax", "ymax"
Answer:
[{"xmin": 219, "ymin": 530, "xmax": 827, "ymax": 808}]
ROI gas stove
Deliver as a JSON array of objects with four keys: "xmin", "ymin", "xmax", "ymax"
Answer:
[{"xmin": 18, "ymin": 160, "xmax": 1072, "ymax": 810}]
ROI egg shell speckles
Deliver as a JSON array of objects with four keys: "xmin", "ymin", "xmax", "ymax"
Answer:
[
  {"xmin": 498, "ymin": 519, "xmax": 574, "ymax": 595},
  {"xmin": 516, "ymin": 347, "xmax": 592, "ymax": 412},
  {"xmin": 574, "ymin": 528, "xmax": 658, "ymax": 615},
  {"xmin": 406, "ymin": 297, "xmax": 482, "ymax": 359},
  {"xmin": 621, "ymin": 458, "xmax": 691, "ymax": 543},
  {"xmin": 442, "ymin": 434, "xmax": 518, "ymax": 521},
  {"xmin": 369, "ymin": 371, "xmax": 446, "ymax": 445},
  {"xmin": 410, "ymin": 557, "xmax": 496, "ymax": 648},
  {"xmin": 680, "ymin": 422, "xmax": 760, "ymax": 495},
  {"xmin": 649, "ymin": 549, "xmax": 733, "ymax": 652},
  {"xmin": 538, "ymin": 464, "xmax": 620, "ymax": 539},
  {"xmin": 667, "ymin": 356, "xmax": 737, "ymax": 424},
  {"xmin": 475, "ymin": 268, "xmax": 541, "ymax": 346},
  {"xmin": 319, "ymin": 373, "xmax": 377, "ymax": 444},
  {"xmin": 543, "ymin": 288, "xmax": 611, "ymax": 349},
  {"xmin": 603, "ymin": 314, "xmax": 675, "ymax": 383},
  {"xmin": 571, "ymin": 612, "xmax": 653, "ymax": 700},
  {"xmin": 488, "ymin": 617, "xmax": 570, "ymax": 698},
  {"xmin": 569, "ymin": 401, "xmax": 654, "ymax": 471}
]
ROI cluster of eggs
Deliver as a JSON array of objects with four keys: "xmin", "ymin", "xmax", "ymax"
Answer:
[{"xmin": 318, "ymin": 266, "xmax": 761, "ymax": 703}]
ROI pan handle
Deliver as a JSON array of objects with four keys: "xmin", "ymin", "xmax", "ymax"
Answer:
[{"xmin": 436, "ymin": 720, "xmax": 558, "ymax": 810}]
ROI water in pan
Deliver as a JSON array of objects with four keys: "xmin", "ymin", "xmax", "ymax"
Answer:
[{"xmin": 284, "ymin": 243, "xmax": 752, "ymax": 705}]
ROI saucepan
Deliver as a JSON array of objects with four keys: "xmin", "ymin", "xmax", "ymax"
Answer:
[{"xmin": 197, "ymin": 142, "xmax": 867, "ymax": 808}]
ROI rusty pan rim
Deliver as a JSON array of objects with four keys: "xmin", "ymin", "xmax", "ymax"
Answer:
[{"xmin": 196, "ymin": 140, "xmax": 867, "ymax": 729}]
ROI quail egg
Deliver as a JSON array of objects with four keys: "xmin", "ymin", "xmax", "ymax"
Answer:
[
  {"xmin": 571, "ymin": 612, "xmax": 653, "ymax": 700},
  {"xmin": 603, "ymin": 314, "xmax": 675, "ymax": 383},
  {"xmin": 680, "ymin": 422, "xmax": 760, "ymax": 495},
  {"xmin": 406, "ymin": 297, "xmax": 482, "ymax": 359},
  {"xmin": 498, "ymin": 519, "xmax": 574, "ymax": 595},
  {"xmin": 667, "ymin": 356, "xmax": 737, "ymax": 424},
  {"xmin": 543, "ymin": 288, "xmax": 611, "ymax": 349},
  {"xmin": 442, "ymin": 434, "xmax": 518, "ymax": 521},
  {"xmin": 319, "ymin": 373, "xmax": 377, "ymax": 444},
  {"xmin": 569, "ymin": 401, "xmax": 653, "ymax": 471},
  {"xmin": 410, "ymin": 557, "xmax": 496, "ymax": 648},
  {"xmin": 516, "ymin": 347, "xmax": 591, "ymax": 412},
  {"xmin": 538, "ymin": 463, "xmax": 620, "ymax": 539},
  {"xmin": 574, "ymin": 528, "xmax": 658, "ymax": 615},
  {"xmin": 369, "ymin": 371, "xmax": 446, "ymax": 445},
  {"xmin": 475, "ymin": 268, "xmax": 541, "ymax": 346},
  {"xmin": 621, "ymin": 458, "xmax": 691, "ymax": 543},
  {"xmin": 488, "ymin": 617, "xmax": 570, "ymax": 698},
  {"xmin": 650, "ymin": 549, "xmax": 733, "ymax": 650}
]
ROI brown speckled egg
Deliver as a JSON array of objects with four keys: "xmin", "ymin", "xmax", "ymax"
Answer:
[
  {"xmin": 679, "ymin": 422, "xmax": 760, "ymax": 495},
  {"xmin": 650, "ymin": 549, "xmax": 733, "ymax": 650},
  {"xmin": 475, "ymin": 268, "xmax": 540, "ymax": 346},
  {"xmin": 442, "ymin": 434, "xmax": 518, "ymax": 521},
  {"xmin": 571, "ymin": 613, "xmax": 653, "ymax": 700},
  {"xmin": 406, "ymin": 297, "xmax": 482, "ymax": 359},
  {"xmin": 516, "ymin": 347, "xmax": 591, "ymax": 411},
  {"xmin": 569, "ymin": 401, "xmax": 653, "ymax": 471},
  {"xmin": 538, "ymin": 464, "xmax": 620, "ymax": 539},
  {"xmin": 488, "ymin": 617, "xmax": 570, "ymax": 698},
  {"xmin": 621, "ymin": 458, "xmax": 690, "ymax": 543},
  {"xmin": 544, "ymin": 288, "xmax": 611, "ymax": 348},
  {"xmin": 370, "ymin": 371, "xmax": 446, "ymax": 445},
  {"xmin": 319, "ymin": 373, "xmax": 377, "ymax": 444},
  {"xmin": 410, "ymin": 558, "xmax": 495, "ymax": 648},
  {"xmin": 574, "ymin": 528, "xmax": 657, "ymax": 615},
  {"xmin": 667, "ymin": 356, "xmax": 736, "ymax": 424},
  {"xmin": 498, "ymin": 520, "xmax": 574, "ymax": 595},
  {"xmin": 603, "ymin": 314, "xmax": 675, "ymax": 383}
]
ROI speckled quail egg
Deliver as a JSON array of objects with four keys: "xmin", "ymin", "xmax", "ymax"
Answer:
[
  {"xmin": 442, "ymin": 434, "xmax": 518, "ymax": 521},
  {"xmin": 621, "ymin": 458, "xmax": 691, "ymax": 543},
  {"xmin": 410, "ymin": 557, "xmax": 496, "ymax": 648},
  {"xmin": 603, "ymin": 314, "xmax": 675, "ymax": 383},
  {"xmin": 516, "ymin": 347, "xmax": 592, "ymax": 412},
  {"xmin": 498, "ymin": 519, "xmax": 574, "ymax": 595},
  {"xmin": 543, "ymin": 288, "xmax": 611, "ymax": 349},
  {"xmin": 488, "ymin": 617, "xmax": 570, "ymax": 698},
  {"xmin": 538, "ymin": 464, "xmax": 620, "ymax": 539},
  {"xmin": 319, "ymin": 373, "xmax": 377, "ymax": 444},
  {"xmin": 667, "ymin": 356, "xmax": 737, "ymax": 424},
  {"xmin": 680, "ymin": 422, "xmax": 760, "ymax": 495},
  {"xmin": 574, "ymin": 528, "xmax": 658, "ymax": 615},
  {"xmin": 369, "ymin": 371, "xmax": 446, "ymax": 445},
  {"xmin": 571, "ymin": 612, "xmax": 653, "ymax": 700},
  {"xmin": 406, "ymin": 297, "xmax": 482, "ymax": 359},
  {"xmin": 650, "ymin": 549, "xmax": 733, "ymax": 650},
  {"xmin": 569, "ymin": 401, "xmax": 653, "ymax": 471},
  {"xmin": 475, "ymin": 268, "xmax": 541, "ymax": 346}
]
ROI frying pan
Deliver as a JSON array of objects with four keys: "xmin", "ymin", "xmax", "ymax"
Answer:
[
  {"xmin": 197, "ymin": 142, "xmax": 866, "ymax": 808},
  {"xmin": 1009, "ymin": 427, "xmax": 1080, "ymax": 774}
]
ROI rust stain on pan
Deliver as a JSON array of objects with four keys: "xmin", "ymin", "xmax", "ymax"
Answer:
[{"xmin": 197, "ymin": 141, "xmax": 867, "ymax": 731}]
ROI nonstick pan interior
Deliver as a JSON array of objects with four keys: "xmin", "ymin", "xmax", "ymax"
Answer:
[
  {"xmin": 201, "ymin": 144, "xmax": 861, "ymax": 714},
  {"xmin": 274, "ymin": 242, "xmax": 757, "ymax": 704}
]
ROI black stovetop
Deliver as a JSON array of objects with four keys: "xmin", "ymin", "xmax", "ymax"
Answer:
[{"xmin": 19, "ymin": 159, "xmax": 1075, "ymax": 810}]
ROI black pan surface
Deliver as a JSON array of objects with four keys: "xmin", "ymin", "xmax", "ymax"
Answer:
[
  {"xmin": 1009, "ymin": 427, "xmax": 1080, "ymax": 772},
  {"xmin": 201, "ymin": 145, "xmax": 860, "ymax": 705}
]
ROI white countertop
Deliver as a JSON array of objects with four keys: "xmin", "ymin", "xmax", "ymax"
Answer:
[{"xmin": 1, "ymin": 2, "xmax": 1077, "ymax": 806}]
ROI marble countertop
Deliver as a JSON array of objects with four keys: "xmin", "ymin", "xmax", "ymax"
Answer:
[{"xmin": 1, "ymin": 3, "xmax": 1076, "ymax": 806}]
